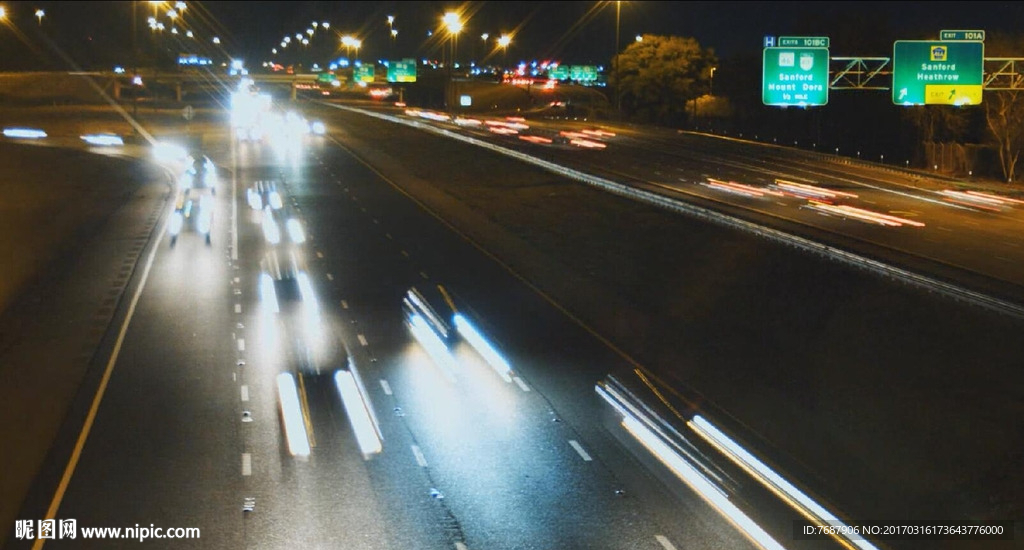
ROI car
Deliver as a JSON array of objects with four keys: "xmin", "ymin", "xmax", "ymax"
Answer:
[
  {"xmin": 247, "ymin": 180, "xmax": 283, "ymax": 211},
  {"xmin": 402, "ymin": 285, "xmax": 456, "ymax": 343},
  {"xmin": 261, "ymin": 204, "xmax": 306, "ymax": 246},
  {"xmin": 180, "ymin": 154, "xmax": 218, "ymax": 195},
  {"xmin": 168, "ymin": 187, "xmax": 214, "ymax": 246}
]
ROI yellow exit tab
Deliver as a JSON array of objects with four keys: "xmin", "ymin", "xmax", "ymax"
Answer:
[{"xmin": 925, "ymin": 84, "xmax": 983, "ymax": 105}]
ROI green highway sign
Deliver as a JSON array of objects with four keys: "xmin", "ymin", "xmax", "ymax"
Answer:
[
  {"xmin": 548, "ymin": 65, "xmax": 569, "ymax": 81},
  {"xmin": 940, "ymin": 30, "xmax": 985, "ymax": 41},
  {"xmin": 317, "ymin": 72, "xmax": 337, "ymax": 84},
  {"xmin": 779, "ymin": 36, "xmax": 830, "ymax": 48},
  {"xmin": 892, "ymin": 41, "xmax": 984, "ymax": 105},
  {"xmin": 387, "ymin": 59, "xmax": 417, "ymax": 83},
  {"xmin": 355, "ymin": 64, "xmax": 375, "ymax": 83},
  {"xmin": 569, "ymin": 65, "xmax": 598, "ymax": 82},
  {"xmin": 762, "ymin": 47, "xmax": 829, "ymax": 106}
]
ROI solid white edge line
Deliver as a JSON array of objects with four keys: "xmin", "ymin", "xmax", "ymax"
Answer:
[
  {"xmin": 568, "ymin": 439, "xmax": 593, "ymax": 462},
  {"xmin": 231, "ymin": 136, "xmax": 238, "ymax": 261},
  {"xmin": 411, "ymin": 444, "xmax": 428, "ymax": 467},
  {"xmin": 34, "ymin": 168, "xmax": 175, "ymax": 547},
  {"xmin": 513, "ymin": 376, "xmax": 531, "ymax": 392}
]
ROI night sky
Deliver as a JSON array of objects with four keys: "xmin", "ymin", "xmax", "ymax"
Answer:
[{"xmin": 1, "ymin": 1, "xmax": 1023, "ymax": 70}]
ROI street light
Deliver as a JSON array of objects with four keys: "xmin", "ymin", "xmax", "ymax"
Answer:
[
  {"xmin": 709, "ymin": 66, "xmax": 717, "ymax": 95},
  {"xmin": 613, "ymin": 1, "xmax": 623, "ymax": 112},
  {"xmin": 498, "ymin": 34, "xmax": 511, "ymax": 68},
  {"xmin": 186, "ymin": 30, "xmax": 193, "ymax": 38},
  {"xmin": 321, "ymin": 22, "xmax": 329, "ymax": 30},
  {"xmin": 442, "ymin": 11, "xmax": 463, "ymax": 111},
  {"xmin": 35, "ymin": 8, "xmax": 44, "ymax": 25},
  {"xmin": 175, "ymin": 1, "xmax": 186, "ymax": 11},
  {"xmin": 212, "ymin": 36, "xmax": 220, "ymax": 44},
  {"xmin": 635, "ymin": 34, "xmax": 642, "ymax": 42},
  {"xmin": 0, "ymin": 6, "xmax": 6, "ymax": 20}
]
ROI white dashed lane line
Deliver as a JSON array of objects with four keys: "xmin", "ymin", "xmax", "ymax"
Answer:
[
  {"xmin": 568, "ymin": 440, "xmax": 592, "ymax": 462},
  {"xmin": 379, "ymin": 379, "xmax": 392, "ymax": 395},
  {"xmin": 358, "ymin": 334, "xmax": 369, "ymax": 347},
  {"xmin": 411, "ymin": 445, "xmax": 428, "ymax": 467}
]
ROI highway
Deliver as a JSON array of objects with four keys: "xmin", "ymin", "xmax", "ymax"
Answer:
[
  {"xmin": 371, "ymin": 101, "xmax": 1024, "ymax": 304},
  {"xmin": 7, "ymin": 94, "xmax": 1021, "ymax": 550},
  {"xmin": 10, "ymin": 105, "xmax": 788, "ymax": 549}
]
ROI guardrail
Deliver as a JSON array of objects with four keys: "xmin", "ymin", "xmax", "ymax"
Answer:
[{"xmin": 319, "ymin": 101, "xmax": 1024, "ymax": 319}]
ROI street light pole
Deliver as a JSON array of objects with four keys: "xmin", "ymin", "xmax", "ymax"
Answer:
[{"xmin": 614, "ymin": 0, "xmax": 621, "ymax": 112}]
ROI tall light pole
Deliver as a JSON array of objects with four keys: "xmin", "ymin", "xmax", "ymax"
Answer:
[
  {"xmin": 498, "ymin": 34, "xmax": 511, "ymax": 71},
  {"xmin": 710, "ymin": 66, "xmax": 717, "ymax": 95},
  {"xmin": 614, "ymin": 1, "xmax": 622, "ymax": 112},
  {"xmin": 35, "ymin": 8, "xmax": 44, "ymax": 25},
  {"xmin": 443, "ymin": 12, "xmax": 463, "ymax": 112}
]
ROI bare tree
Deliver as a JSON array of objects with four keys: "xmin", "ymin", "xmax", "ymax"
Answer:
[{"xmin": 985, "ymin": 90, "xmax": 1024, "ymax": 182}]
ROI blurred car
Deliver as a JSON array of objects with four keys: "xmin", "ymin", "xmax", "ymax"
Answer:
[
  {"xmin": 180, "ymin": 154, "xmax": 218, "ymax": 195},
  {"xmin": 259, "ymin": 250, "xmax": 318, "ymax": 317},
  {"xmin": 247, "ymin": 180, "xmax": 284, "ymax": 211},
  {"xmin": 168, "ymin": 187, "xmax": 214, "ymax": 246},
  {"xmin": 261, "ymin": 204, "xmax": 306, "ymax": 246},
  {"xmin": 402, "ymin": 285, "xmax": 456, "ymax": 343}
]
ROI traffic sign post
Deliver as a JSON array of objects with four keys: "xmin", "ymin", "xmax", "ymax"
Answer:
[
  {"xmin": 387, "ymin": 59, "xmax": 417, "ymax": 83},
  {"xmin": 569, "ymin": 65, "xmax": 599, "ymax": 83},
  {"xmin": 892, "ymin": 40, "xmax": 984, "ymax": 105},
  {"xmin": 762, "ymin": 45, "xmax": 829, "ymax": 106},
  {"xmin": 355, "ymin": 65, "xmax": 375, "ymax": 84}
]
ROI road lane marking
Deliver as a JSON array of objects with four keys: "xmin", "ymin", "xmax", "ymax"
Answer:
[
  {"xmin": 358, "ymin": 334, "xmax": 369, "ymax": 347},
  {"xmin": 235, "ymin": 304, "xmax": 241, "ymax": 313},
  {"xmin": 297, "ymin": 372, "xmax": 317, "ymax": 448},
  {"xmin": 569, "ymin": 440, "xmax": 593, "ymax": 462},
  {"xmin": 380, "ymin": 379, "xmax": 392, "ymax": 395},
  {"xmin": 231, "ymin": 139, "xmax": 239, "ymax": 261},
  {"xmin": 341, "ymin": 300, "xmax": 349, "ymax": 309},
  {"xmin": 655, "ymin": 535, "xmax": 678, "ymax": 550},
  {"xmin": 240, "ymin": 385, "xmax": 249, "ymax": 402},
  {"xmin": 455, "ymin": 544, "xmax": 469, "ymax": 550},
  {"xmin": 401, "ymin": 250, "xmax": 409, "ymax": 257},
  {"xmin": 237, "ymin": 338, "xmax": 246, "ymax": 351},
  {"xmin": 411, "ymin": 445, "xmax": 428, "ymax": 467},
  {"xmin": 317, "ymin": 251, "xmax": 324, "ymax": 258},
  {"xmin": 34, "ymin": 168, "xmax": 172, "ymax": 546},
  {"xmin": 937, "ymin": 226, "xmax": 953, "ymax": 232},
  {"xmin": 513, "ymin": 376, "xmax": 531, "ymax": 392},
  {"xmin": 326, "ymin": 273, "xmax": 334, "ymax": 281},
  {"xmin": 386, "ymin": 233, "xmax": 393, "ymax": 240},
  {"xmin": 241, "ymin": 453, "xmax": 252, "ymax": 476}
]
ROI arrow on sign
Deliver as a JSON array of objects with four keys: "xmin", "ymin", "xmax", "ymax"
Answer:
[{"xmin": 898, "ymin": 88, "xmax": 907, "ymax": 100}]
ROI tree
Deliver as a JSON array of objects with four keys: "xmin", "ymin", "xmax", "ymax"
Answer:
[
  {"xmin": 985, "ymin": 90, "xmax": 1024, "ymax": 182},
  {"xmin": 981, "ymin": 33, "xmax": 1024, "ymax": 182},
  {"xmin": 611, "ymin": 35, "xmax": 717, "ymax": 125}
]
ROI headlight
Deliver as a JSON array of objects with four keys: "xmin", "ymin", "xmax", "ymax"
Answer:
[
  {"xmin": 286, "ymin": 218, "xmax": 305, "ymax": 243},
  {"xmin": 169, "ymin": 212, "xmax": 184, "ymax": 235},
  {"xmin": 262, "ymin": 213, "xmax": 281, "ymax": 244}
]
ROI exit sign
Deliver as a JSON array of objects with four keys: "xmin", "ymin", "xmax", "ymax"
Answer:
[
  {"xmin": 779, "ymin": 36, "xmax": 830, "ymax": 48},
  {"xmin": 940, "ymin": 30, "xmax": 985, "ymax": 41}
]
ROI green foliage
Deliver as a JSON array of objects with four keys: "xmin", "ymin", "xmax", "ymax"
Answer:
[{"xmin": 611, "ymin": 34, "xmax": 717, "ymax": 124}]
